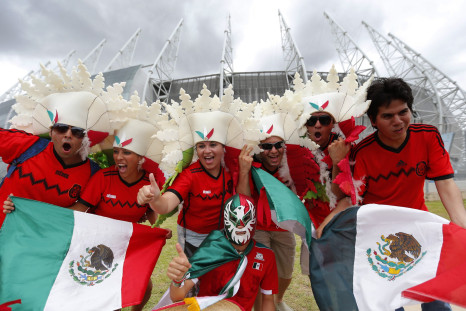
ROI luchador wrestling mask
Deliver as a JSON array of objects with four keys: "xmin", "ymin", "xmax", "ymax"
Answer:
[{"xmin": 223, "ymin": 194, "xmax": 256, "ymax": 246}]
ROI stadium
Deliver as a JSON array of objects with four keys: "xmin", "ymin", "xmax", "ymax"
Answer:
[
  {"xmin": 1, "ymin": 11, "xmax": 465, "ymax": 189},
  {"xmin": 2, "ymin": 9, "xmax": 466, "ymax": 310}
]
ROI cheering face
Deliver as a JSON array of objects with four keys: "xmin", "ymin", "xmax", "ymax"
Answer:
[
  {"xmin": 113, "ymin": 147, "xmax": 143, "ymax": 182},
  {"xmin": 259, "ymin": 136, "xmax": 285, "ymax": 172},
  {"xmin": 50, "ymin": 123, "xmax": 85, "ymax": 165},
  {"xmin": 196, "ymin": 141, "xmax": 224, "ymax": 176},
  {"xmin": 306, "ymin": 112, "xmax": 335, "ymax": 149},
  {"xmin": 224, "ymin": 195, "xmax": 256, "ymax": 246}
]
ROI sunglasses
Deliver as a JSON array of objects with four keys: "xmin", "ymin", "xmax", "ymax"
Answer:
[
  {"xmin": 52, "ymin": 123, "xmax": 86, "ymax": 139},
  {"xmin": 259, "ymin": 141, "xmax": 285, "ymax": 150},
  {"xmin": 306, "ymin": 115, "xmax": 332, "ymax": 126}
]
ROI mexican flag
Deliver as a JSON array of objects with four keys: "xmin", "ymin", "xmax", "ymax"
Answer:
[
  {"xmin": 310, "ymin": 204, "xmax": 466, "ymax": 311},
  {"xmin": 0, "ymin": 196, "xmax": 168, "ymax": 311},
  {"xmin": 251, "ymin": 166, "xmax": 314, "ymax": 250}
]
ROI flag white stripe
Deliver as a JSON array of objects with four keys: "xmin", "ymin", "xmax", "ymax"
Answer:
[
  {"xmin": 44, "ymin": 211, "xmax": 133, "ymax": 310},
  {"xmin": 353, "ymin": 204, "xmax": 448, "ymax": 311}
]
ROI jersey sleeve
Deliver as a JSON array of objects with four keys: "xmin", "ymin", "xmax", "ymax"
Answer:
[
  {"xmin": 260, "ymin": 250, "xmax": 278, "ymax": 295},
  {"xmin": 351, "ymin": 152, "xmax": 368, "ymax": 199},
  {"xmin": 166, "ymin": 169, "xmax": 192, "ymax": 202},
  {"xmin": 0, "ymin": 128, "xmax": 40, "ymax": 163},
  {"xmin": 79, "ymin": 169, "xmax": 106, "ymax": 208},
  {"xmin": 426, "ymin": 129, "xmax": 454, "ymax": 180}
]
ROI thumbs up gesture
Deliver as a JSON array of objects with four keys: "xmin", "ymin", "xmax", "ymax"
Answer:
[
  {"xmin": 137, "ymin": 173, "xmax": 160, "ymax": 205},
  {"xmin": 167, "ymin": 243, "xmax": 192, "ymax": 282}
]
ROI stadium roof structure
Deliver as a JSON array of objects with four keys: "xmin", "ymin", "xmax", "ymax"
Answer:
[{"xmin": 1, "ymin": 11, "xmax": 465, "ymax": 176}]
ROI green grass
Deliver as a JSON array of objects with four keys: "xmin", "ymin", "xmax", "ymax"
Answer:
[{"xmin": 127, "ymin": 200, "xmax": 459, "ymax": 311}]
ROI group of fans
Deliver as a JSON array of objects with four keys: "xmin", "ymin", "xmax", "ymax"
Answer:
[{"xmin": 1, "ymin": 61, "xmax": 465, "ymax": 311}]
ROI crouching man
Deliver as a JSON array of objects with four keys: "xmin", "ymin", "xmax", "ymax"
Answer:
[{"xmin": 167, "ymin": 194, "xmax": 278, "ymax": 311}]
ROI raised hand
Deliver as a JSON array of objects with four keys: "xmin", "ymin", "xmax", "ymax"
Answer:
[
  {"xmin": 238, "ymin": 144, "xmax": 254, "ymax": 175},
  {"xmin": 167, "ymin": 243, "xmax": 192, "ymax": 282},
  {"xmin": 328, "ymin": 138, "xmax": 350, "ymax": 164},
  {"xmin": 3, "ymin": 194, "xmax": 15, "ymax": 214},
  {"xmin": 137, "ymin": 173, "xmax": 160, "ymax": 205}
]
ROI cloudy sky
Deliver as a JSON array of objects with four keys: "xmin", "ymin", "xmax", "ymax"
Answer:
[{"xmin": 1, "ymin": 0, "xmax": 466, "ymax": 95}]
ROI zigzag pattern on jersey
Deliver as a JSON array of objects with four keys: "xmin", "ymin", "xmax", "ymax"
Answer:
[
  {"xmin": 409, "ymin": 124, "xmax": 446, "ymax": 155},
  {"xmin": 15, "ymin": 166, "xmax": 71, "ymax": 196},
  {"xmin": 366, "ymin": 166, "xmax": 415, "ymax": 183},
  {"xmin": 100, "ymin": 195, "xmax": 146, "ymax": 209},
  {"xmin": 189, "ymin": 192, "xmax": 228, "ymax": 201}
]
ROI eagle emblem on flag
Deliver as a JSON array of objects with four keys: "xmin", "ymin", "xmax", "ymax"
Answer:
[
  {"xmin": 69, "ymin": 244, "xmax": 118, "ymax": 286},
  {"xmin": 366, "ymin": 232, "xmax": 426, "ymax": 281}
]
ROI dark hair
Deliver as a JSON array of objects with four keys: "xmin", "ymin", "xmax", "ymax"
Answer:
[{"xmin": 366, "ymin": 78, "xmax": 414, "ymax": 123}]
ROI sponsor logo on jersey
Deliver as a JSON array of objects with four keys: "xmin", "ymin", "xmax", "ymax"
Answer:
[
  {"xmin": 396, "ymin": 160, "xmax": 407, "ymax": 167},
  {"xmin": 203, "ymin": 190, "xmax": 211, "ymax": 194},
  {"xmin": 106, "ymin": 194, "xmax": 117, "ymax": 199},
  {"xmin": 55, "ymin": 170, "xmax": 69, "ymax": 179}
]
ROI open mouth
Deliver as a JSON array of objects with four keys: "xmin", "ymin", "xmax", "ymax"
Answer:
[
  {"xmin": 204, "ymin": 156, "xmax": 214, "ymax": 164},
  {"xmin": 314, "ymin": 132, "xmax": 322, "ymax": 138},
  {"xmin": 63, "ymin": 143, "xmax": 71, "ymax": 152},
  {"xmin": 117, "ymin": 164, "xmax": 127, "ymax": 174},
  {"xmin": 236, "ymin": 230, "xmax": 246, "ymax": 235}
]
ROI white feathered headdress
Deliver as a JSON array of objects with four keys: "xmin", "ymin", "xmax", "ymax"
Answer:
[
  {"xmin": 9, "ymin": 60, "xmax": 130, "ymax": 148},
  {"xmin": 155, "ymin": 84, "xmax": 261, "ymax": 176}
]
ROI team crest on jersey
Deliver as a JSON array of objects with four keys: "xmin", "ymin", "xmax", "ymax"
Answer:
[
  {"xmin": 69, "ymin": 244, "xmax": 118, "ymax": 286},
  {"xmin": 416, "ymin": 161, "xmax": 427, "ymax": 176},
  {"xmin": 68, "ymin": 184, "xmax": 82, "ymax": 199},
  {"xmin": 366, "ymin": 232, "xmax": 426, "ymax": 281},
  {"xmin": 254, "ymin": 252, "xmax": 264, "ymax": 261}
]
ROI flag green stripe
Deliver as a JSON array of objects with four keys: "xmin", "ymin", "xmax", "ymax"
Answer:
[
  {"xmin": 251, "ymin": 166, "xmax": 314, "ymax": 249},
  {"xmin": 310, "ymin": 206, "xmax": 359, "ymax": 311},
  {"xmin": 0, "ymin": 197, "xmax": 75, "ymax": 311}
]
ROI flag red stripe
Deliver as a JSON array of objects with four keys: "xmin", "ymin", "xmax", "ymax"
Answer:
[
  {"xmin": 121, "ymin": 224, "xmax": 168, "ymax": 308},
  {"xmin": 403, "ymin": 223, "xmax": 466, "ymax": 307}
]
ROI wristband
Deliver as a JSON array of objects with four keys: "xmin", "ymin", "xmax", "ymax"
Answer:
[{"xmin": 172, "ymin": 278, "xmax": 184, "ymax": 287}]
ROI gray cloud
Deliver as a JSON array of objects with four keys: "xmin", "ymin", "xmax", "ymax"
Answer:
[{"xmin": 1, "ymin": 0, "xmax": 465, "ymax": 93}]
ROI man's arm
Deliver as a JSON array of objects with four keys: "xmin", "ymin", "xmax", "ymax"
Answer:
[
  {"xmin": 315, "ymin": 197, "xmax": 351, "ymax": 239},
  {"xmin": 167, "ymin": 243, "xmax": 194, "ymax": 302},
  {"xmin": 328, "ymin": 138, "xmax": 351, "ymax": 200},
  {"xmin": 137, "ymin": 173, "xmax": 181, "ymax": 214},
  {"xmin": 236, "ymin": 145, "xmax": 253, "ymax": 197},
  {"xmin": 435, "ymin": 178, "xmax": 466, "ymax": 228},
  {"xmin": 261, "ymin": 293, "xmax": 275, "ymax": 311}
]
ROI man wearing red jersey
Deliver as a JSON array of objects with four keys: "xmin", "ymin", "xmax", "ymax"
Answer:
[
  {"xmin": 252, "ymin": 112, "xmax": 296, "ymax": 311},
  {"xmin": 1, "ymin": 91, "xmax": 110, "ymax": 227},
  {"xmin": 328, "ymin": 78, "xmax": 466, "ymax": 311},
  {"xmin": 167, "ymin": 194, "xmax": 278, "ymax": 311}
]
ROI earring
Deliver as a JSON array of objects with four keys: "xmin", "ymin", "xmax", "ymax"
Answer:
[{"xmin": 137, "ymin": 157, "xmax": 145, "ymax": 171}]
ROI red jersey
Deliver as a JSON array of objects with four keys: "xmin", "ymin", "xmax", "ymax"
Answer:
[
  {"xmin": 78, "ymin": 167, "xmax": 152, "ymax": 223},
  {"xmin": 0, "ymin": 129, "xmax": 97, "ymax": 227},
  {"xmin": 350, "ymin": 124, "xmax": 454, "ymax": 211},
  {"xmin": 195, "ymin": 241, "xmax": 278, "ymax": 311},
  {"xmin": 167, "ymin": 161, "xmax": 234, "ymax": 234}
]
